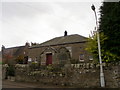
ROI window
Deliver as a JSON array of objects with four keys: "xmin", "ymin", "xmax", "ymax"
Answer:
[
  {"xmin": 28, "ymin": 58, "xmax": 32, "ymax": 62},
  {"xmin": 89, "ymin": 56, "xmax": 93, "ymax": 61},
  {"xmin": 59, "ymin": 53, "xmax": 68, "ymax": 61},
  {"xmin": 80, "ymin": 54, "xmax": 84, "ymax": 60},
  {"xmin": 79, "ymin": 54, "xmax": 84, "ymax": 62}
]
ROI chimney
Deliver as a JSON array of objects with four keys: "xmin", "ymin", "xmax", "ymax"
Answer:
[
  {"xmin": 2, "ymin": 45, "xmax": 5, "ymax": 51},
  {"xmin": 25, "ymin": 42, "xmax": 30, "ymax": 47},
  {"xmin": 64, "ymin": 30, "xmax": 67, "ymax": 36}
]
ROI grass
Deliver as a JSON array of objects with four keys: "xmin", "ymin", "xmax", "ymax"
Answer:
[{"xmin": 0, "ymin": 62, "xmax": 3, "ymax": 65}]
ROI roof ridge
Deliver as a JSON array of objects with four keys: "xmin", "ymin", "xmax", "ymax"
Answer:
[
  {"xmin": 30, "ymin": 34, "xmax": 87, "ymax": 48},
  {"xmin": 4, "ymin": 46, "xmax": 25, "ymax": 49}
]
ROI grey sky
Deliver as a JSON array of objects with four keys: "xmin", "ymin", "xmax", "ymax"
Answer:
[{"xmin": 1, "ymin": 0, "xmax": 103, "ymax": 49}]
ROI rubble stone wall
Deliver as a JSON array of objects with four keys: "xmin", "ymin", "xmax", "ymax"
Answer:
[{"xmin": 2, "ymin": 63, "xmax": 120, "ymax": 88}]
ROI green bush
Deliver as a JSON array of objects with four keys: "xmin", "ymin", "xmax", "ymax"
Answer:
[{"xmin": 7, "ymin": 65, "xmax": 15, "ymax": 76}]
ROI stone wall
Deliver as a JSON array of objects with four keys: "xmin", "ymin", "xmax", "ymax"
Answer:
[
  {"xmin": 2, "ymin": 64, "xmax": 8, "ymax": 80},
  {"xmin": 13, "ymin": 63, "xmax": 120, "ymax": 88}
]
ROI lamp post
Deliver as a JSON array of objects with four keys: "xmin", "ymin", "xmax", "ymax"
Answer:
[{"xmin": 91, "ymin": 4, "xmax": 105, "ymax": 87}]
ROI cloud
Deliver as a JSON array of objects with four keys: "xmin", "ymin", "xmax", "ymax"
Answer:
[
  {"xmin": 2, "ymin": 2, "xmax": 53, "ymax": 19},
  {"xmin": 1, "ymin": 1, "xmax": 102, "ymax": 48}
]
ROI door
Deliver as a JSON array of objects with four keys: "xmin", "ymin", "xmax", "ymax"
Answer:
[{"xmin": 46, "ymin": 53, "xmax": 52, "ymax": 65}]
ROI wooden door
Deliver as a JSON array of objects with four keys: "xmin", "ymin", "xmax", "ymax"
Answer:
[{"xmin": 46, "ymin": 53, "xmax": 52, "ymax": 65}]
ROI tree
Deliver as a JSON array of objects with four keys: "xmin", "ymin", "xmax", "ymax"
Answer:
[
  {"xmin": 86, "ymin": 32, "xmax": 108, "ymax": 63},
  {"xmin": 86, "ymin": 2, "xmax": 120, "ymax": 63},
  {"xmin": 15, "ymin": 55, "xmax": 24, "ymax": 64},
  {"xmin": 99, "ymin": 2, "xmax": 120, "ymax": 62}
]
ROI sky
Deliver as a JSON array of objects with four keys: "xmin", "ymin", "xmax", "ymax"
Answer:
[{"xmin": 0, "ymin": 0, "xmax": 104, "ymax": 49}]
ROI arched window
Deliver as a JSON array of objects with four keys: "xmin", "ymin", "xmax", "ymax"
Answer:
[{"xmin": 58, "ymin": 47, "xmax": 71, "ymax": 65}]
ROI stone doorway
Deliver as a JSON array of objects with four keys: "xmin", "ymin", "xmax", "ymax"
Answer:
[{"xmin": 46, "ymin": 53, "xmax": 52, "ymax": 65}]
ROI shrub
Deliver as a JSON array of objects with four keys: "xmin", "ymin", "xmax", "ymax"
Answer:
[{"xmin": 7, "ymin": 65, "xmax": 15, "ymax": 76}]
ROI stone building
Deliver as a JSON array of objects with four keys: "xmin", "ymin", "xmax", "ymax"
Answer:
[
  {"xmin": 2, "ymin": 32, "xmax": 93, "ymax": 65},
  {"xmin": 28, "ymin": 32, "xmax": 93, "ymax": 66},
  {"xmin": 2, "ymin": 42, "xmax": 29, "ymax": 64}
]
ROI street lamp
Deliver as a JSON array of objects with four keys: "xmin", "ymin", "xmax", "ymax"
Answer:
[{"xmin": 91, "ymin": 4, "xmax": 105, "ymax": 87}]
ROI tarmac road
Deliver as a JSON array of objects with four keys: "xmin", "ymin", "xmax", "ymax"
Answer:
[
  {"xmin": 2, "ymin": 80, "xmax": 68, "ymax": 88},
  {"xmin": 2, "ymin": 80, "xmax": 37, "ymax": 88}
]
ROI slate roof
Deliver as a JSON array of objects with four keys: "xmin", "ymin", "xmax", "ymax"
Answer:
[
  {"xmin": 3, "ymin": 46, "xmax": 25, "ymax": 57},
  {"xmin": 30, "ymin": 34, "xmax": 87, "ymax": 48}
]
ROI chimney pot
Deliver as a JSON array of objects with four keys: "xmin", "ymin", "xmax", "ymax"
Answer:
[{"xmin": 64, "ymin": 30, "xmax": 67, "ymax": 36}]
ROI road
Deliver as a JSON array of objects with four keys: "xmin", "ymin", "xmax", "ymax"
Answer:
[
  {"xmin": 2, "ymin": 80, "xmax": 69, "ymax": 88},
  {"xmin": 2, "ymin": 80, "xmax": 37, "ymax": 88}
]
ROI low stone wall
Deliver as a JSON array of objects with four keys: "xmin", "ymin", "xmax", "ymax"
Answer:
[
  {"xmin": 2, "ymin": 63, "xmax": 120, "ymax": 88},
  {"xmin": 14, "ymin": 63, "xmax": 120, "ymax": 88}
]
